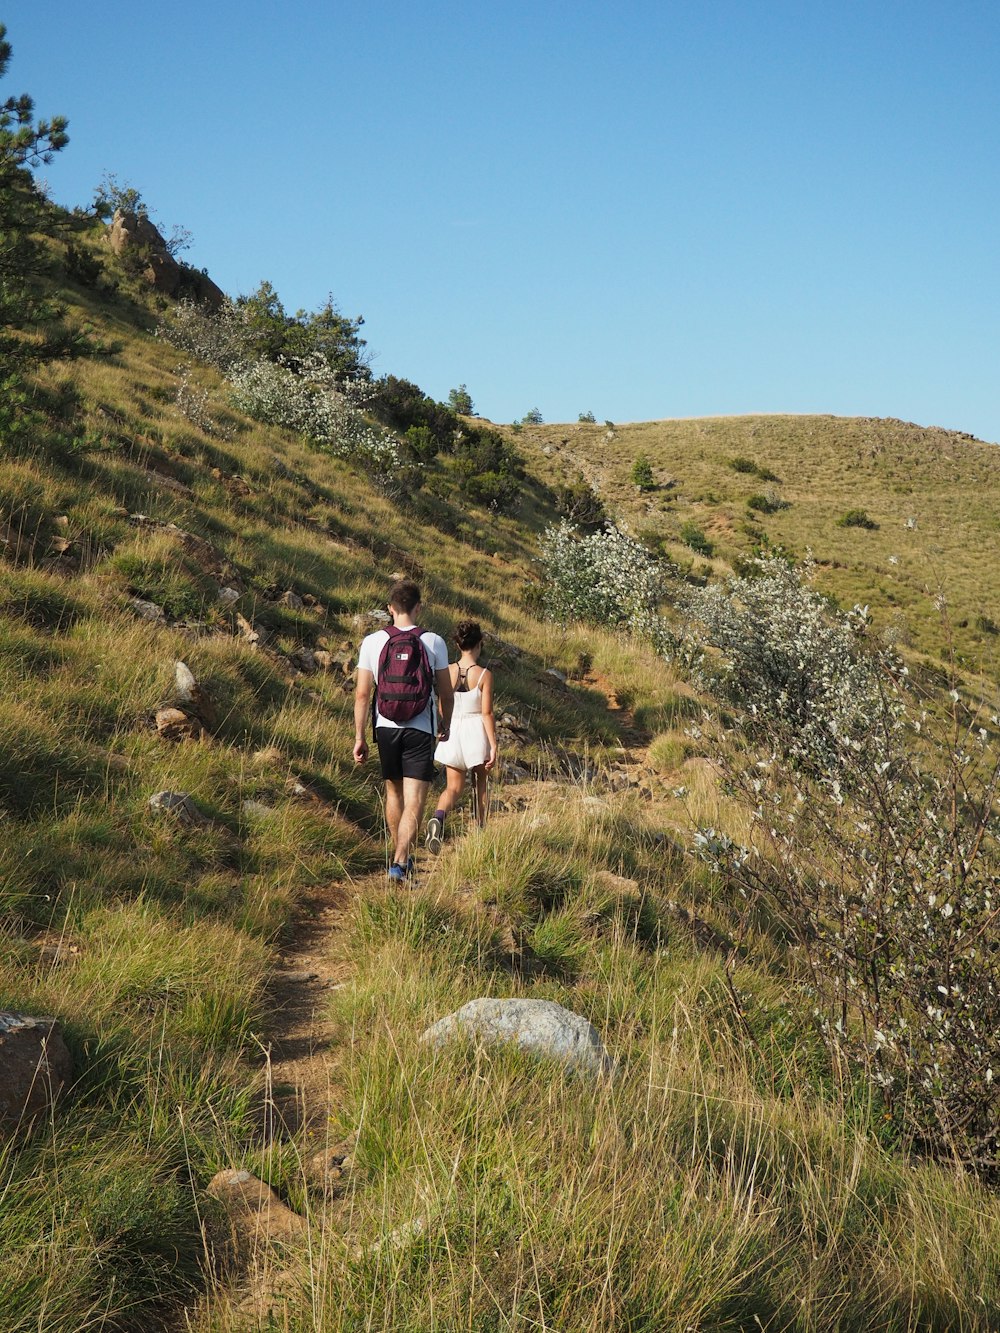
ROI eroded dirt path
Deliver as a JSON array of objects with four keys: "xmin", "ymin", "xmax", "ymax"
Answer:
[{"xmin": 260, "ymin": 881, "xmax": 355, "ymax": 1150}]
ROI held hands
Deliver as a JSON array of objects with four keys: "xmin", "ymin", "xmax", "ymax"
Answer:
[{"xmin": 437, "ymin": 724, "xmax": 450, "ymax": 743}]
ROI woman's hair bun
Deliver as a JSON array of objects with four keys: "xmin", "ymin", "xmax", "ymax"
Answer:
[{"xmin": 454, "ymin": 619, "xmax": 483, "ymax": 651}]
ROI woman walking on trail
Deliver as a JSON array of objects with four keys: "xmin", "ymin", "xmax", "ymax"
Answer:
[{"xmin": 425, "ymin": 621, "xmax": 497, "ymax": 852}]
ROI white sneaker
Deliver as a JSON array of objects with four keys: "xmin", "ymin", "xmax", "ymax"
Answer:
[{"xmin": 425, "ymin": 816, "xmax": 444, "ymax": 855}]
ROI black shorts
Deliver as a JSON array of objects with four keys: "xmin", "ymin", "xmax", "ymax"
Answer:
[{"xmin": 375, "ymin": 726, "xmax": 436, "ymax": 782}]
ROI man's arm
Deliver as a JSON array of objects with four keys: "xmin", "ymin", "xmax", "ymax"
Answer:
[
  {"xmin": 354, "ymin": 667, "xmax": 374, "ymax": 763},
  {"xmin": 435, "ymin": 667, "xmax": 453, "ymax": 741}
]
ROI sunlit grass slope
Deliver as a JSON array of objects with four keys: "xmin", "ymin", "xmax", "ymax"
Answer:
[
  {"xmin": 5, "ymin": 218, "xmax": 1000, "ymax": 1330},
  {"xmin": 515, "ymin": 413, "xmax": 1000, "ymax": 670},
  {"xmin": 0, "ymin": 227, "xmax": 682, "ymax": 1329}
]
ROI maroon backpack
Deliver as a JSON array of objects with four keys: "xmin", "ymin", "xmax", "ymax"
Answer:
[{"xmin": 375, "ymin": 626, "xmax": 434, "ymax": 725}]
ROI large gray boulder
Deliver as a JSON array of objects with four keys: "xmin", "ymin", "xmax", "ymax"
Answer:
[
  {"xmin": 0, "ymin": 1012, "xmax": 73, "ymax": 1129},
  {"xmin": 421, "ymin": 997, "xmax": 611, "ymax": 1078}
]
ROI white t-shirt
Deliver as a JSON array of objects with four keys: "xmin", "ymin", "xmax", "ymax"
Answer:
[{"xmin": 357, "ymin": 627, "xmax": 449, "ymax": 733}]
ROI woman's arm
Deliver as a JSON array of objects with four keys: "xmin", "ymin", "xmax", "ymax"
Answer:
[{"xmin": 480, "ymin": 668, "xmax": 498, "ymax": 771}]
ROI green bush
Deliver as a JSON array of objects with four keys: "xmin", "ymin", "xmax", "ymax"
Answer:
[
  {"xmin": 728, "ymin": 456, "xmax": 758, "ymax": 474},
  {"xmin": 837, "ymin": 508, "xmax": 879, "ymax": 530},
  {"xmin": 631, "ymin": 454, "xmax": 655, "ymax": 491},
  {"xmin": 679, "ymin": 522, "xmax": 714, "ymax": 557},
  {"xmin": 577, "ymin": 410, "xmax": 596, "ymax": 423},
  {"xmin": 447, "ymin": 383, "xmax": 473, "ymax": 415},
  {"xmin": 554, "ymin": 475, "xmax": 606, "ymax": 528},
  {"xmin": 371, "ymin": 376, "xmax": 455, "ymax": 451},
  {"xmin": 747, "ymin": 490, "xmax": 789, "ymax": 515}
]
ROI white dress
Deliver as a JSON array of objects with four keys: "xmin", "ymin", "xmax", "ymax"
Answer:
[{"xmin": 435, "ymin": 676, "xmax": 490, "ymax": 771}]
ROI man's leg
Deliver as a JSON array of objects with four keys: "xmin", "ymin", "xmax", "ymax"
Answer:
[
  {"xmin": 394, "ymin": 777, "xmax": 430, "ymax": 866},
  {"xmin": 384, "ymin": 779, "xmax": 404, "ymax": 860}
]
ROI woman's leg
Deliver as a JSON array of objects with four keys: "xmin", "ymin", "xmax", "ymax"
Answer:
[
  {"xmin": 471, "ymin": 765, "xmax": 488, "ymax": 826},
  {"xmin": 438, "ymin": 765, "xmax": 467, "ymax": 814}
]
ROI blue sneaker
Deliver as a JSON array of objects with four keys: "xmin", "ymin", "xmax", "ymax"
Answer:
[
  {"xmin": 405, "ymin": 856, "xmax": 416, "ymax": 880},
  {"xmin": 387, "ymin": 863, "xmax": 406, "ymax": 883}
]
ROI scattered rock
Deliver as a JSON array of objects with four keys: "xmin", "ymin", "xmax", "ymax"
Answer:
[
  {"xmin": 289, "ymin": 647, "xmax": 317, "ymax": 673},
  {"xmin": 306, "ymin": 1147, "xmax": 353, "ymax": 1197},
  {"xmin": 0, "ymin": 1012, "xmax": 73, "ymax": 1129},
  {"xmin": 369, "ymin": 1215, "xmax": 426, "ymax": 1254},
  {"xmin": 351, "ymin": 609, "xmax": 391, "ymax": 634},
  {"xmin": 148, "ymin": 790, "xmax": 207, "ymax": 825},
  {"xmin": 218, "ymin": 586, "xmax": 241, "ymax": 605},
  {"xmin": 421, "ymin": 997, "xmax": 612, "ymax": 1079},
  {"xmin": 276, "ymin": 590, "xmax": 304, "ymax": 611},
  {"xmin": 579, "ymin": 796, "xmax": 610, "ymax": 813},
  {"xmin": 234, "ymin": 612, "xmax": 267, "ymax": 646},
  {"xmin": 129, "ymin": 597, "xmax": 166, "ymax": 623},
  {"xmin": 36, "ymin": 938, "xmax": 81, "ymax": 967},
  {"xmin": 52, "ymin": 514, "xmax": 69, "ymax": 530},
  {"xmin": 147, "ymin": 470, "xmax": 193, "ymax": 498},
  {"xmin": 174, "ymin": 660, "xmax": 217, "ymax": 729},
  {"xmin": 207, "ymin": 1168, "xmax": 306, "ymax": 1241},
  {"xmin": 253, "ymin": 746, "xmax": 284, "ymax": 767},
  {"xmin": 162, "ymin": 524, "xmax": 226, "ymax": 578},
  {"xmin": 495, "ymin": 710, "xmax": 535, "ymax": 745},
  {"xmin": 155, "ymin": 706, "xmax": 202, "ymax": 742},
  {"xmin": 545, "ymin": 668, "xmax": 568, "ymax": 684},
  {"xmin": 316, "ymin": 645, "xmax": 354, "ymax": 678},
  {"xmin": 500, "ymin": 761, "xmax": 531, "ymax": 783},
  {"xmin": 241, "ymin": 799, "xmax": 276, "ymax": 818}
]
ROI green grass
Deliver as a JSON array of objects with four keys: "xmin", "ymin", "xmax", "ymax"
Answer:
[
  {"xmin": 7, "ymin": 205, "xmax": 1000, "ymax": 1330},
  {"xmin": 193, "ymin": 802, "xmax": 1000, "ymax": 1331},
  {"xmin": 516, "ymin": 412, "xmax": 1000, "ymax": 669}
]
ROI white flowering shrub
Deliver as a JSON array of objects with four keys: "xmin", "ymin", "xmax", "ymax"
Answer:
[
  {"xmin": 681, "ymin": 554, "xmax": 903, "ymax": 775},
  {"xmin": 229, "ymin": 355, "xmax": 400, "ymax": 477},
  {"xmin": 698, "ymin": 700, "xmax": 1000, "ymax": 1170},
  {"xmin": 539, "ymin": 519, "xmax": 671, "ymax": 647},
  {"xmin": 174, "ymin": 364, "xmax": 216, "ymax": 434},
  {"xmin": 157, "ymin": 298, "xmax": 255, "ymax": 374},
  {"xmin": 159, "ymin": 306, "xmax": 403, "ymax": 479}
]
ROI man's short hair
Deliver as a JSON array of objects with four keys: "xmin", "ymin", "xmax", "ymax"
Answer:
[{"xmin": 388, "ymin": 579, "xmax": 421, "ymax": 614}]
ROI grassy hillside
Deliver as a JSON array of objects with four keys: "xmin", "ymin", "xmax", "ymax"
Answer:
[
  {"xmin": 5, "ymin": 211, "xmax": 1000, "ymax": 1332},
  {"xmin": 516, "ymin": 413, "xmax": 1000, "ymax": 670}
]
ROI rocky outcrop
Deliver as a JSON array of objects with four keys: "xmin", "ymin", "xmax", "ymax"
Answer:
[
  {"xmin": 0, "ymin": 1012, "xmax": 73, "ymax": 1129},
  {"xmin": 421, "ymin": 997, "xmax": 612, "ymax": 1078},
  {"xmin": 107, "ymin": 209, "xmax": 224, "ymax": 308},
  {"xmin": 109, "ymin": 209, "xmax": 181, "ymax": 295}
]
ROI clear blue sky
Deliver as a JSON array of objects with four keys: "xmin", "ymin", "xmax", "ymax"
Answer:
[{"xmin": 10, "ymin": 1, "xmax": 1000, "ymax": 440}]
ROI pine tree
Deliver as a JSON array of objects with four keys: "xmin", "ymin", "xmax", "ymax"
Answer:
[{"xmin": 0, "ymin": 24, "xmax": 69, "ymax": 436}]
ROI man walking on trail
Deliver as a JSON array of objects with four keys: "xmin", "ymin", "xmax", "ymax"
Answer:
[{"xmin": 353, "ymin": 580, "xmax": 453, "ymax": 881}]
